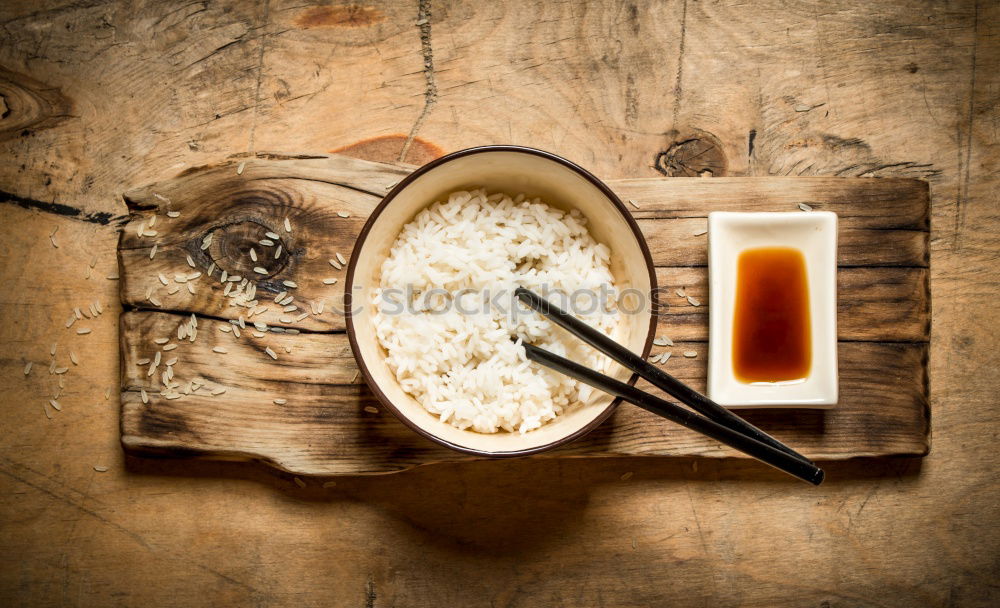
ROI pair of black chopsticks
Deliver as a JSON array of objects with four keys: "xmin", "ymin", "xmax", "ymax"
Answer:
[{"xmin": 515, "ymin": 287, "xmax": 824, "ymax": 485}]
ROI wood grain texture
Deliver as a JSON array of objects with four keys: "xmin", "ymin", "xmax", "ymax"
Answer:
[
  {"xmin": 117, "ymin": 155, "xmax": 931, "ymax": 474},
  {"xmin": 2, "ymin": 0, "xmax": 997, "ymax": 606},
  {"xmin": 120, "ymin": 310, "xmax": 928, "ymax": 473}
]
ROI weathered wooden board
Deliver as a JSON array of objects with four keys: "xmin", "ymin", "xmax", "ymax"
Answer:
[{"xmin": 117, "ymin": 154, "xmax": 930, "ymax": 474}]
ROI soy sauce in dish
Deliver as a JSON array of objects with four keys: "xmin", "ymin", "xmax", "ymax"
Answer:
[{"xmin": 732, "ymin": 247, "xmax": 811, "ymax": 383}]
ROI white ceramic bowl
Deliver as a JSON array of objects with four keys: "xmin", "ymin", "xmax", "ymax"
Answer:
[
  {"xmin": 345, "ymin": 146, "xmax": 657, "ymax": 456},
  {"xmin": 707, "ymin": 211, "xmax": 839, "ymax": 408}
]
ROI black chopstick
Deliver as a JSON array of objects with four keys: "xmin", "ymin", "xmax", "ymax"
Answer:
[
  {"xmin": 522, "ymin": 342, "xmax": 824, "ymax": 485},
  {"xmin": 515, "ymin": 287, "xmax": 813, "ymax": 465}
]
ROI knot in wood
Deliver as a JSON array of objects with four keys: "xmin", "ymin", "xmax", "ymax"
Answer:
[
  {"xmin": 204, "ymin": 215, "xmax": 290, "ymax": 281},
  {"xmin": 0, "ymin": 66, "xmax": 73, "ymax": 139},
  {"xmin": 654, "ymin": 130, "xmax": 727, "ymax": 177}
]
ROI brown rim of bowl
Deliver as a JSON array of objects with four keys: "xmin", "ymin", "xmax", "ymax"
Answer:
[{"xmin": 344, "ymin": 145, "xmax": 659, "ymax": 457}]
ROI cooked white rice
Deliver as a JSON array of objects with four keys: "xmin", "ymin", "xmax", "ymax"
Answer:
[{"xmin": 373, "ymin": 188, "xmax": 620, "ymax": 434}]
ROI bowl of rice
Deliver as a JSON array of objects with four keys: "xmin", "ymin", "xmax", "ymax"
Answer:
[{"xmin": 345, "ymin": 145, "xmax": 657, "ymax": 456}]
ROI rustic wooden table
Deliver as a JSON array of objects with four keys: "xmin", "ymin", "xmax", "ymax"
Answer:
[{"xmin": 1, "ymin": 1, "xmax": 996, "ymax": 606}]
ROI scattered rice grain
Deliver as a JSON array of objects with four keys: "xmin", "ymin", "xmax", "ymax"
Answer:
[
  {"xmin": 628, "ymin": 199, "xmax": 640, "ymax": 209},
  {"xmin": 23, "ymin": 361, "xmax": 32, "ymax": 375},
  {"xmin": 253, "ymin": 266, "xmax": 267, "ymax": 275},
  {"xmin": 322, "ymin": 278, "xmax": 337, "ymax": 285},
  {"xmin": 236, "ymin": 161, "xmax": 245, "ymax": 175},
  {"xmin": 265, "ymin": 347, "xmax": 277, "ymax": 360},
  {"xmin": 363, "ymin": 406, "xmax": 379, "ymax": 414},
  {"xmin": 149, "ymin": 244, "xmax": 158, "ymax": 259},
  {"xmin": 77, "ymin": 328, "xmax": 92, "ymax": 335},
  {"xmin": 683, "ymin": 350, "xmax": 697, "ymax": 358},
  {"xmin": 798, "ymin": 202, "xmax": 813, "ymax": 212},
  {"xmin": 273, "ymin": 398, "xmax": 287, "ymax": 405},
  {"xmin": 94, "ymin": 465, "xmax": 108, "ymax": 472},
  {"xmin": 167, "ymin": 211, "xmax": 180, "ymax": 218},
  {"xmin": 335, "ymin": 252, "xmax": 346, "ymax": 265},
  {"xmin": 213, "ymin": 346, "xmax": 228, "ymax": 354},
  {"xmin": 284, "ymin": 217, "xmax": 291, "ymax": 232},
  {"xmin": 293, "ymin": 477, "xmax": 306, "ymax": 488},
  {"xmin": 69, "ymin": 351, "xmax": 79, "ymax": 365},
  {"xmin": 686, "ymin": 295, "xmax": 700, "ymax": 307},
  {"xmin": 337, "ymin": 211, "xmax": 350, "ymax": 218},
  {"xmin": 141, "ymin": 389, "xmax": 149, "ymax": 404},
  {"xmin": 283, "ymin": 280, "xmax": 297, "ymax": 288},
  {"xmin": 186, "ymin": 254, "xmax": 196, "ymax": 268}
]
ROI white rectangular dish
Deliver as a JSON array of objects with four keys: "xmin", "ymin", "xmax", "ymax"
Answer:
[{"xmin": 707, "ymin": 211, "xmax": 838, "ymax": 408}]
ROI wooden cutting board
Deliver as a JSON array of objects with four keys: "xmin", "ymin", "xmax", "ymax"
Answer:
[{"xmin": 117, "ymin": 154, "xmax": 929, "ymax": 475}]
